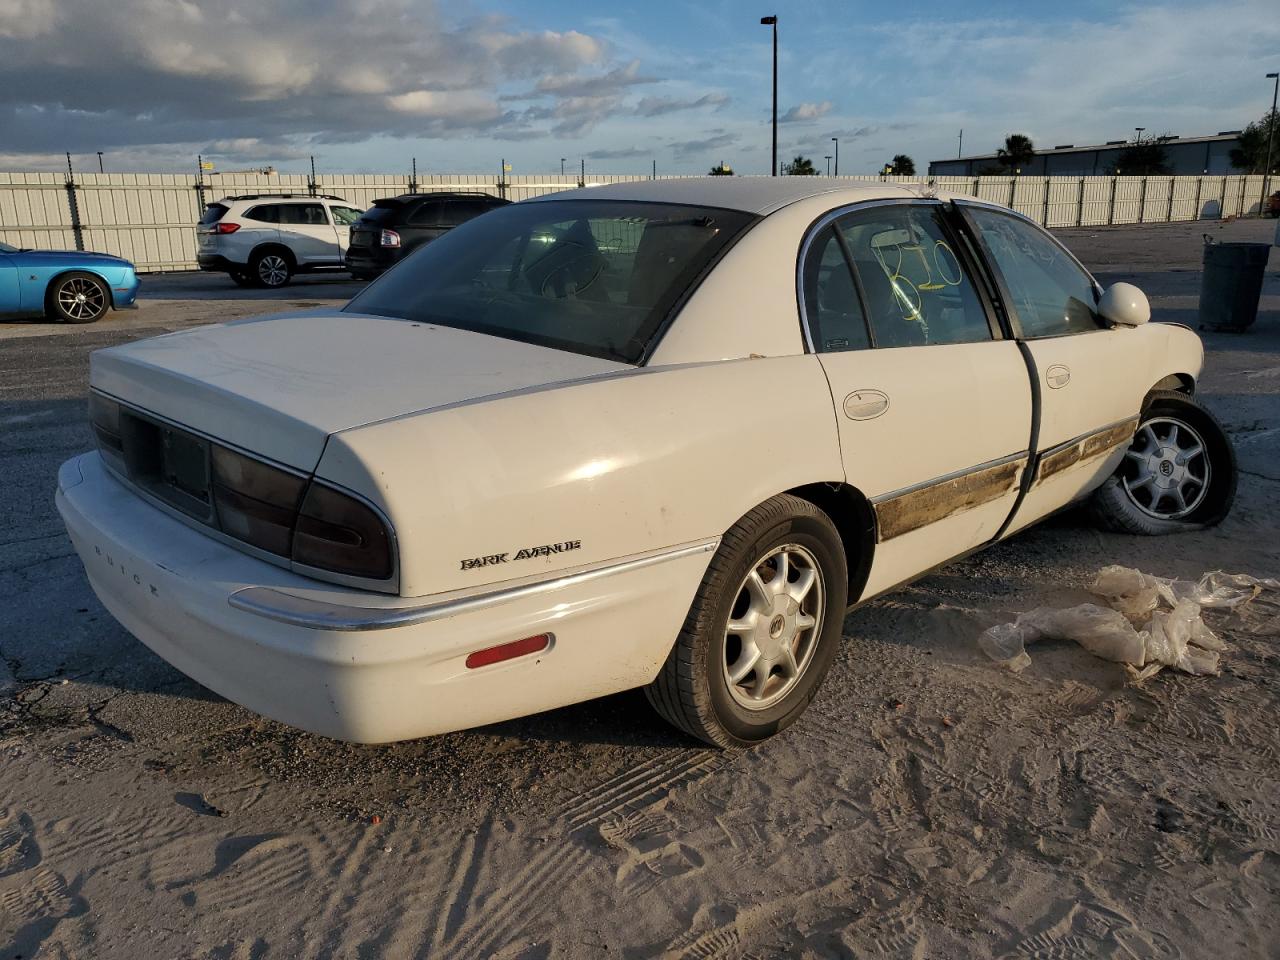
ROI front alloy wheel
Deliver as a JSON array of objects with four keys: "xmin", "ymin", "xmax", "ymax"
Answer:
[
  {"xmin": 1091, "ymin": 390, "xmax": 1236, "ymax": 535},
  {"xmin": 1121, "ymin": 417, "xmax": 1210, "ymax": 520},
  {"xmin": 51, "ymin": 273, "xmax": 109, "ymax": 323}
]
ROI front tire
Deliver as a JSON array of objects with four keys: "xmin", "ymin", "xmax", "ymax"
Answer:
[
  {"xmin": 646, "ymin": 495, "xmax": 848, "ymax": 748},
  {"xmin": 1091, "ymin": 390, "xmax": 1236, "ymax": 535},
  {"xmin": 48, "ymin": 272, "xmax": 110, "ymax": 323}
]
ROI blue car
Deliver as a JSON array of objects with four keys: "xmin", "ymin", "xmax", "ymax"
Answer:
[{"xmin": 0, "ymin": 241, "xmax": 140, "ymax": 323}]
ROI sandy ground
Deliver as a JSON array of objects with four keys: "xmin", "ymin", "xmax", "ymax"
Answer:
[{"xmin": 2, "ymin": 220, "xmax": 1279, "ymax": 959}]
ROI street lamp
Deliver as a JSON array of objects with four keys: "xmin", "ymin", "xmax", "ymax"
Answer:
[
  {"xmin": 1134, "ymin": 126, "xmax": 1145, "ymax": 144},
  {"xmin": 560, "ymin": 157, "xmax": 566, "ymax": 176},
  {"xmin": 1262, "ymin": 72, "xmax": 1279, "ymax": 213},
  {"xmin": 832, "ymin": 137, "xmax": 839, "ymax": 177},
  {"xmin": 761, "ymin": 16, "xmax": 777, "ymax": 176},
  {"xmin": 824, "ymin": 154, "xmax": 832, "ymax": 176},
  {"xmin": 96, "ymin": 151, "xmax": 103, "ymax": 173}
]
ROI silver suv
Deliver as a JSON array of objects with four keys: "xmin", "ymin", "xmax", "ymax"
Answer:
[{"xmin": 196, "ymin": 194, "xmax": 365, "ymax": 288}]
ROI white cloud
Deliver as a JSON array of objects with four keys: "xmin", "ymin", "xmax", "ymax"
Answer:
[{"xmin": 780, "ymin": 101, "xmax": 832, "ymax": 124}]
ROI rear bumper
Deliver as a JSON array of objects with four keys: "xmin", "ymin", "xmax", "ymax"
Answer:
[
  {"xmin": 56, "ymin": 451, "xmax": 710, "ymax": 743},
  {"xmin": 344, "ymin": 248, "xmax": 401, "ymax": 275},
  {"xmin": 197, "ymin": 253, "xmax": 240, "ymax": 272}
]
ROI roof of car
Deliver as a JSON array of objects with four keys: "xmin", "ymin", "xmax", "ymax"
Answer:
[
  {"xmin": 378, "ymin": 191, "xmax": 508, "ymax": 205},
  {"xmin": 528, "ymin": 177, "xmax": 929, "ymax": 216}
]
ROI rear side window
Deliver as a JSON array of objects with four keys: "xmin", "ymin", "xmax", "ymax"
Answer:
[
  {"xmin": 243, "ymin": 204, "xmax": 281, "ymax": 223},
  {"xmin": 443, "ymin": 199, "xmax": 490, "ymax": 223},
  {"xmin": 406, "ymin": 201, "xmax": 443, "ymax": 226},
  {"xmin": 838, "ymin": 205, "xmax": 991, "ymax": 348},
  {"xmin": 802, "ymin": 227, "xmax": 870, "ymax": 352},
  {"xmin": 278, "ymin": 204, "xmax": 329, "ymax": 226},
  {"xmin": 199, "ymin": 203, "xmax": 228, "ymax": 226},
  {"xmin": 967, "ymin": 209, "xmax": 1100, "ymax": 338},
  {"xmin": 345, "ymin": 199, "xmax": 755, "ymax": 364}
]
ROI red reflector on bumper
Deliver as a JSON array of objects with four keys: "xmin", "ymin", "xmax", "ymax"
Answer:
[{"xmin": 465, "ymin": 633, "xmax": 551, "ymax": 669}]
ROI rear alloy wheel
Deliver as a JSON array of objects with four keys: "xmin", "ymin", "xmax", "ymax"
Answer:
[
  {"xmin": 646, "ymin": 494, "xmax": 847, "ymax": 747},
  {"xmin": 49, "ymin": 272, "xmax": 109, "ymax": 323},
  {"xmin": 251, "ymin": 250, "xmax": 292, "ymax": 288},
  {"xmin": 1091, "ymin": 390, "xmax": 1236, "ymax": 535}
]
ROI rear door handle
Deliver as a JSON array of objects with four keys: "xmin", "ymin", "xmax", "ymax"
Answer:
[
  {"xmin": 843, "ymin": 389, "xmax": 890, "ymax": 420},
  {"xmin": 1046, "ymin": 364, "xmax": 1071, "ymax": 389}
]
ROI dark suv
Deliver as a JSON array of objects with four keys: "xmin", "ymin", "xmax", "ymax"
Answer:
[{"xmin": 346, "ymin": 192, "xmax": 510, "ymax": 278}]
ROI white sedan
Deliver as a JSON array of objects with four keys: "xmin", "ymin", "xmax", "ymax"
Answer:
[{"xmin": 56, "ymin": 179, "xmax": 1236, "ymax": 746}]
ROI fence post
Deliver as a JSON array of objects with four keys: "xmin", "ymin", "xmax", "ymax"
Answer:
[
  {"xmin": 1107, "ymin": 177, "xmax": 1117, "ymax": 225},
  {"xmin": 1165, "ymin": 177, "xmax": 1175, "ymax": 222},
  {"xmin": 1076, "ymin": 177, "xmax": 1085, "ymax": 226},
  {"xmin": 64, "ymin": 152, "xmax": 85, "ymax": 252},
  {"xmin": 1041, "ymin": 178, "xmax": 1050, "ymax": 226},
  {"xmin": 1008, "ymin": 176, "xmax": 1017, "ymax": 209},
  {"xmin": 1137, "ymin": 177, "xmax": 1147, "ymax": 223},
  {"xmin": 308, "ymin": 155, "xmax": 317, "ymax": 197},
  {"xmin": 1193, "ymin": 176, "xmax": 1203, "ymax": 222}
]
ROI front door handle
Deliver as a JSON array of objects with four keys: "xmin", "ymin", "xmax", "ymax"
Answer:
[
  {"xmin": 843, "ymin": 389, "xmax": 890, "ymax": 420},
  {"xmin": 1046, "ymin": 364, "xmax": 1071, "ymax": 389}
]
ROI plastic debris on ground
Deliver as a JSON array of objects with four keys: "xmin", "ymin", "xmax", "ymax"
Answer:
[{"xmin": 978, "ymin": 566, "xmax": 1280, "ymax": 681}]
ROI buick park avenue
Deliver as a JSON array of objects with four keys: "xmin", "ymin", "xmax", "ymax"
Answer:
[{"xmin": 57, "ymin": 179, "xmax": 1235, "ymax": 747}]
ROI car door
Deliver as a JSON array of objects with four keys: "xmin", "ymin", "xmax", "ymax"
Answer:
[
  {"xmin": 278, "ymin": 202, "xmax": 341, "ymax": 265},
  {"xmin": 959, "ymin": 204, "xmax": 1151, "ymax": 534},
  {"xmin": 0, "ymin": 248, "xmax": 19, "ymax": 314},
  {"xmin": 806, "ymin": 200, "xmax": 1034, "ymax": 598},
  {"xmin": 329, "ymin": 204, "xmax": 363, "ymax": 261}
]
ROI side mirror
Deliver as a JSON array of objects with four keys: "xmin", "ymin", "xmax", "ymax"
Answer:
[{"xmin": 1098, "ymin": 282, "xmax": 1150, "ymax": 327}]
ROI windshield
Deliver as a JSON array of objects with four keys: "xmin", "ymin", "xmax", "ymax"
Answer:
[
  {"xmin": 344, "ymin": 199, "xmax": 755, "ymax": 363},
  {"xmin": 0, "ymin": 241, "xmax": 16, "ymax": 254}
]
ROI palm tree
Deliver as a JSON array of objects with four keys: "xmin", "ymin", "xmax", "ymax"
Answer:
[
  {"xmin": 889, "ymin": 154, "xmax": 916, "ymax": 175},
  {"xmin": 708, "ymin": 162, "xmax": 734, "ymax": 176},
  {"xmin": 783, "ymin": 155, "xmax": 818, "ymax": 175},
  {"xmin": 996, "ymin": 134, "xmax": 1036, "ymax": 173}
]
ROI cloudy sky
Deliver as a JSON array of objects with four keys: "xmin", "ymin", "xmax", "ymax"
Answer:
[{"xmin": 1, "ymin": 0, "xmax": 1277, "ymax": 176}]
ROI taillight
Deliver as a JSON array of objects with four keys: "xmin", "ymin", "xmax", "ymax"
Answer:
[
  {"xmin": 293, "ymin": 483, "xmax": 394, "ymax": 580},
  {"xmin": 215, "ymin": 222, "xmax": 240, "ymax": 234},
  {"xmin": 211, "ymin": 445, "xmax": 307, "ymax": 557},
  {"xmin": 380, "ymin": 229, "xmax": 400, "ymax": 248},
  {"xmin": 89, "ymin": 393, "xmax": 125, "ymax": 475}
]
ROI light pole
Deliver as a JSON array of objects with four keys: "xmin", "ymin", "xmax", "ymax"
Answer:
[
  {"xmin": 832, "ymin": 137, "xmax": 839, "ymax": 177},
  {"xmin": 824, "ymin": 155, "xmax": 832, "ymax": 176},
  {"xmin": 1134, "ymin": 126, "xmax": 1145, "ymax": 144},
  {"xmin": 761, "ymin": 15, "xmax": 777, "ymax": 176},
  {"xmin": 96, "ymin": 151, "xmax": 103, "ymax": 173},
  {"xmin": 560, "ymin": 157, "xmax": 566, "ymax": 176},
  {"xmin": 1262, "ymin": 72, "xmax": 1278, "ymax": 213},
  {"xmin": 957, "ymin": 128, "xmax": 963, "ymax": 159}
]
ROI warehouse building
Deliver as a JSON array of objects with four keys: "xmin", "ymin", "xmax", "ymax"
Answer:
[{"xmin": 928, "ymin": 132, "xmax": 1242, "ymax": 177}]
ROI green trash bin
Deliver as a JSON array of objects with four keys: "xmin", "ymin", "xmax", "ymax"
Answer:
[{"xmin": 1199, "ymin": 238, "xmax": 1271, "ymax": 332}]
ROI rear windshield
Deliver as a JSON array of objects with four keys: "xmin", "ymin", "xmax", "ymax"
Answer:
[
  {"xmin": 344, "ymin": 200, "xmax": 755, "ymax": 363},
  {"xmin": 358, "ymin": 203, "xmax": 402, "ymax": 223},
  {"xmin": 199, "ymin": 203, "xmax": 228, "ymax": 226}
]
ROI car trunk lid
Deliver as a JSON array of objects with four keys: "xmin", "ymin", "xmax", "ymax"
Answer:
[{"xmin": 90, "ymin": 311, "xmax": 629, "ymax": 470}]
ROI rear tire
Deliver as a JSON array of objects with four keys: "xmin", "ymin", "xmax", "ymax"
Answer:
[
  {"xmin": 646, "ymin": 495, "xmax": 848, "ymax": 748},
  {"xmin": 250, "ymin": 249, "xmax": 293, "ymax": 288},
  {"xmin": 1090, "ymin": 390, "xmax": 1236, "ymax": 535},
  {"xmin": 48, "ymin": 271, "xmax": 110, "ymax": 323}
]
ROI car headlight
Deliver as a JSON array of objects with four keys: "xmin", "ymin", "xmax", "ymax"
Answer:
[{"xmin": 90, "ymin": 393, "xmax": 395, "ymax": 583}]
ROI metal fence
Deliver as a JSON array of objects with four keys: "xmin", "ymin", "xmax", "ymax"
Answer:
[{"xmin": 0, "ymin": 170, "xmax": 1269, "ymax": 273}]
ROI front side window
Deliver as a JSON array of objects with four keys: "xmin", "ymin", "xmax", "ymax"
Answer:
[
  {"xmin": 838, "ymin": 205, "xmax": 991, "ymax": 348},
  {"xmin": 801, "ymin": 226, "xmax": 869, "ymax": 352},
  {"xmin": 345, "ymin": 199, "xmax": 755, "ymax": 363},
  {"xmin": 331, "ymin": 205, "xmax": 364, "ymax": 225},
  {"xmin": 967, "ymin": 208, "xmax": 1100, "ymax": 338}
]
